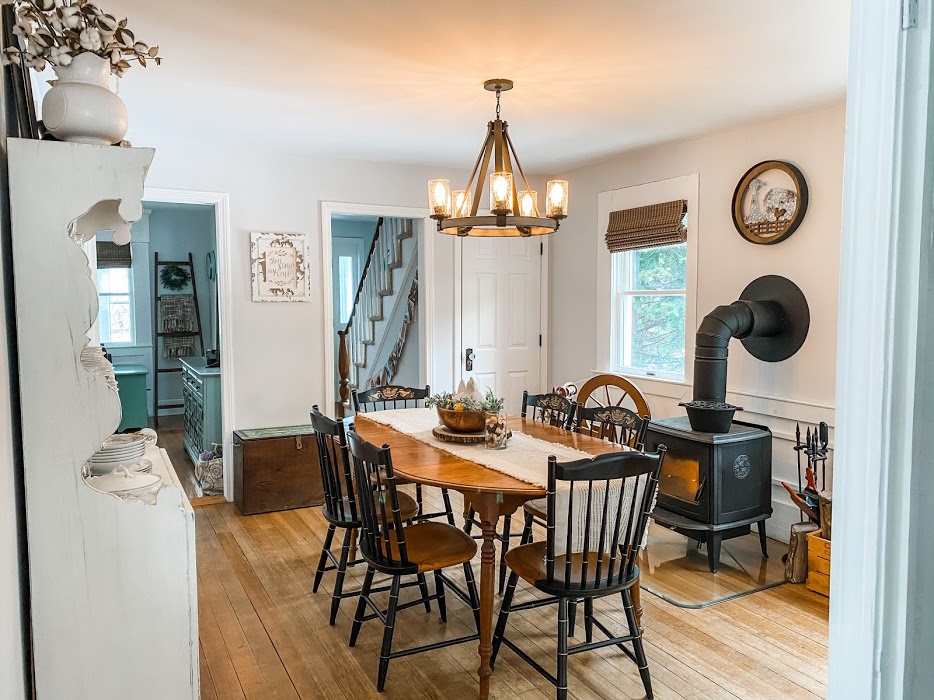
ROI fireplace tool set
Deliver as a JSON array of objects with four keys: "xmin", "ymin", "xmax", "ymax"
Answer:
[{"xmin": 782, "ymin": 421, "xmax": 830, "ymax": 524}]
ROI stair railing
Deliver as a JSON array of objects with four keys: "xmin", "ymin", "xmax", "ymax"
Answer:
[{"xmin": 337, "ymin": 217, "xmax": 384, "ymax": 414}]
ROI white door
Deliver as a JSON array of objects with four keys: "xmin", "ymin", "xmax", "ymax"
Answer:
[{"xmin": 460, "ymin": 237, "xmax": 543, "ymax": 414}]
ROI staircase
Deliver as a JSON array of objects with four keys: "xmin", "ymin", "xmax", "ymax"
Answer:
[{"xmin": 337, "ymin": 217, "xmax": 419, "ymax": 415}]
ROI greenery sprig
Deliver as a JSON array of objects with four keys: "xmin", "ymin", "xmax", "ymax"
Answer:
[
  {"xmin": 2, "ymin": 0, "xmax": 161, "ymax": 76},
  {"xmin": 426, "ymin": 388, "xmax": 505, "ymax": 413}
]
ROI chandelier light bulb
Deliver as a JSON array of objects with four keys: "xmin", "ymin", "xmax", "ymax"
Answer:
[
  {"xmin": 452, "ymin": 190, "xmax": 472, "ymax": 217},
  {"xmin": 490, "ymin": 172, "xmax": 514, "ymax": 214},
  {"xmin": 546, "ymin": 180, "xmax": 569, "ymax": 219},
  {"xmin": 428, "ymin": 179, "xmax": 452, "ymax": 218},
  {"xmin": 518, "ymin": 190, "xmax": 538, "ymax": 217}
]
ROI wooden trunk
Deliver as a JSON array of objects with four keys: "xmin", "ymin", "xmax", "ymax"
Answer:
[
  {"xmin": 785, "ymin": 521, "xmax": 819, "ymax": 583},
  {"xmin": 807, "ymin": 530, "xmax": 832, "ymax": 597},
  {"xmin": 233, "ymin": 426, "xmax": 324, "ymax": 515}
]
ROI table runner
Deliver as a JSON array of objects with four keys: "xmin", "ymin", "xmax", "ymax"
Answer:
[{"xmin": 357, "ymin": 408, "xmax": 652, "ymax": 556}]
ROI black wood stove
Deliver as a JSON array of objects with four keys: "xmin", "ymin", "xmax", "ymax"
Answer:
[
  {"xmin": 644, "ymin": 417, "xmax": 772, "ymax": 572},
  {"xmin": 648, "ymin": 275, "xmax": 810, "ymax": 573}
]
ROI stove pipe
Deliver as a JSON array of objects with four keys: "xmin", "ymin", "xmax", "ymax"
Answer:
[{"xmin": 692, "ymin": 300, "xmax": 783, "ymax": 403}]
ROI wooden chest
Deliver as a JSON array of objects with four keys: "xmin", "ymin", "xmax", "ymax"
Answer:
[
  {"xmin": 806, "ymin": 530, "xmax": 831, "ymax": 597},
  {"xmin": 233, "ymin": 425, "xmax": 324, "ymax": 515}
]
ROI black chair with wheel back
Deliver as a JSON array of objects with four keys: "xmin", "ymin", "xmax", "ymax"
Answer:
[
  {"xmin": 492, "ymin": 447, "xmax": 667, "ymax": 700},
  {"xmin": 346, "ymin": 428, "xmax": 481, "ymax": 692},
  {"xmin": 351, "ymin": 384, "xmax": 456, "ymax": 525},
  {"xmin": 309, "ymin": 406, "xmax": 422, "ymax": 625}
]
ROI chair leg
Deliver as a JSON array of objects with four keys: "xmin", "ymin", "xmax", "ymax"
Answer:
[
  {"xmin": 557, "ymin": 597, "xmax": 569, "ymax": 700},
  {"xmin": 377, "ymin": 575, "xmax": 402, "ymax": 692},
  {"xmin": 491, "ymin": 570, "xmax": 519, "ymax": 669},
  {"xmin": 463, "ymin": 561, "xmax": 481, "ymax": 632},
  {"xmin": 442, "ymin": 488, "xmax": 456, "ymax": 526},
  {"xmin": 416, "ymin": 573, "xmax": 432, "ymax": 613},
  {"xmin": 584, "ymin": 597, "xmax": 594, "ymax": 644},
  {"xmin": 498, "ymin": 515, "xmax": 512, "ymax": 595},
  {"xmin": 520, "ymin": 511, "xmax": 534, "ymax": 544},
  {"xmin": 312, "ymin": 523, "xmax": 336, "ymax": 593},
  {"xmin": 623, "ymin": 587, "xmax": 653, "ymax": 700},
  {"xmin": 568, "ymin": 599, "xmax": 578, "ymax": 638},
  {"xmin": 329, "ymin": 527, "xmax": 353, "ymax": 625},
  {"xmin": 349, "ymin": 566, "xmax": 375, "ymax": 647},
  {"xmin": 464, "ymin": 506, "xmax": 476, "ymax": 535},
  {"xmin": 433, "ymin": 570, "xmax": 447, "ymax": 623}
]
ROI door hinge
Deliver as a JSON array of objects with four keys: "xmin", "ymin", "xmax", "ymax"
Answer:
[
  {"xmin": 540, "ymin": 242, "xmax": 544, "ymax": 256},
  {"xmin": 539, "ymin": 334, "xmax": 542, "ymax": 347},
  {"xmin": 903, "ymin": 0, "xmax": 918, "ymax": 29}
]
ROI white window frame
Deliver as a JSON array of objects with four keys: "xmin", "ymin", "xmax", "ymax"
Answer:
[
  {"xmin": 610, "ymin": 243, "xmax": 688, "ymax": 381},
  {"xmin": 596, "ymin": 174, "xmax": 699, "ymax": 390},
  {"xmin": 96, "ymin": 266, "xmax": 136, "ymax": 347}
]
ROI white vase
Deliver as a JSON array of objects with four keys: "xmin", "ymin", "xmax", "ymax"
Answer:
[{"xmin": 42, "ymin": 53, "xmax": 128, "ymax": 146}]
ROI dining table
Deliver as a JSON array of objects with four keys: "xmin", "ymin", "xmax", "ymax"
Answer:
[{"xmin": 353, "ymin": 412, "xmax": 639, "ymax": 700}]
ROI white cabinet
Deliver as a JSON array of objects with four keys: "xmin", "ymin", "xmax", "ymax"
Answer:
[{"xmin": 8, "ymin": 139, "xmax": 198, "ymax": 700}]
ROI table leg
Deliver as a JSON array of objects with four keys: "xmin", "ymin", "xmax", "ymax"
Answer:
[{"xmin": 478, "ymin": 517, "xmax": 496, "ymax": 700}]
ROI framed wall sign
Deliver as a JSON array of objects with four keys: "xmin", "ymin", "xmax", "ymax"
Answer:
[
  {"xmin": 250, "ymin": 232, "xmax": 310, "ymax": 302},
  {"xmin": 731, "ymin": 160, "xmax": 809, "ymax": 245}
]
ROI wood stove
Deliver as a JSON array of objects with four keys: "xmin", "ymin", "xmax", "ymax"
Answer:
[{"xmin": 644, "ymin": 417, "xmax": 772, "ymax": 573}]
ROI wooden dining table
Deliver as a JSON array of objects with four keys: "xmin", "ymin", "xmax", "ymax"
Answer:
[{"xmin": 353, "ymin": 413, "xmax": 635, "ymax": 700}]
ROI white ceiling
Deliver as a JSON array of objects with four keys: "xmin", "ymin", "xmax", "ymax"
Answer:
[{"xmin": 110, "ymin": 0, "xmax": 850, "ymax": 172}]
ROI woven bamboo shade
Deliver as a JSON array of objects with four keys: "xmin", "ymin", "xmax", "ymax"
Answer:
[
  {"xmin": 606, "ymin": 199, "xmax": 688, "ymax": 253},
  {"xmin": 96, "ymin": 241, "xmax": 132, "ymax": 269}
]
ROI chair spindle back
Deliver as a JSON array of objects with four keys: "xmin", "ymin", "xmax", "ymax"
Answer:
[
  {"xmin": 346, "ymin": 428, "xmax": 412, "ymax": 570},
  {"xmin": 574, "ymin": 405, "xmax": 649, "ymax": 449},
  {"xmin": 310, "ymin": 406, "xmax": 358, "ymax": 524},
  {"xmin": 521, "ymin": 391, "xmax": 575, "ymax": 429},
  {"xmin": 352, "ymin": 385, "xmax": 431, "ymax": 413},
  {"xmin": 544, "ymin": 447, "xmax": 666, "ymax": 592}
]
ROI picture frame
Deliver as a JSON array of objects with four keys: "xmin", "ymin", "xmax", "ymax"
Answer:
[
  {"xmin": 250, "ymin": 231, "xmax": 310, "ymax": 302},
  {"xmin": 731, "ymin": 160, "xmax": 809, "ymax": 245}
]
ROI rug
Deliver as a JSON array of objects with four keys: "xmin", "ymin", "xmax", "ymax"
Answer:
[{"xmin": 638, "ymin": 523, "xmax": 786, "ymax": 608}]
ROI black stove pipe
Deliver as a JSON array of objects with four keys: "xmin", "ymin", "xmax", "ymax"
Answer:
[{"xmin": 692, "ymin": 300, "xmax": 784, "ymax": 403}]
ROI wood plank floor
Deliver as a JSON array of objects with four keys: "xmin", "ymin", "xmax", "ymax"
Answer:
[{"xmin": 195, "ymin": 489, "xmax": 829, "ymax": 700}]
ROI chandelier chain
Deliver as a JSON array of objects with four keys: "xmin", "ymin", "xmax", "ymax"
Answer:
[{"xmin": 495, "ymin": 88, "xmax": 501, "ymax": 120}]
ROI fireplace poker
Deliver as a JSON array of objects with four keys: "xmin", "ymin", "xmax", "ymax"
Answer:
[{"xmin": 819, "ymin": 421, "xmax": 829, "ymax": 490}]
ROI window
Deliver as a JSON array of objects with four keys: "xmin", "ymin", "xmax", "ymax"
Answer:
[
  {"xmin": 97, "ymin": 267, "xmax": 134, "ymax": 345},
  {"xmin": 611, "ymin": 242, "xmax": 687, "ymax": 380},
  {"xmin": 337, "ymin": 255, "xmax": 356, "ymax": 325}
]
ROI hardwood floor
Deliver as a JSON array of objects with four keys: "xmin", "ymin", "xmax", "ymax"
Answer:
[{"xmin": 195, "ymin": 489, "xmax": 829, "ymax": 700}]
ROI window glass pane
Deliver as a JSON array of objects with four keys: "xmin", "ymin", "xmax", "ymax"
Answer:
[
  {"xmin": 629, "ymin": 294, "xmax": 685, "ymax": 374},
  {"xmin": 338, "ymin": 255, "xmax": 354, "ymax": 325},
  {"xmin": 108, "ymin": 297, "xmax": 132, "ymax": 343},
  {"xmin": 630, "ymin": 243, "xmax": 687, "ymax": 291},
  {"xmin": 97, "ymin": 268, "xmax": 111, "ymax": 293},
  {"xmin": 108, "ymin": 268, "xmax": 131, "ymax": 293}
]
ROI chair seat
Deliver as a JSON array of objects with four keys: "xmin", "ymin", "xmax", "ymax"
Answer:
[
  {"xmin": 504, "ymin": 541, "xmax": 639, "ymax": 592},
  {"xmin": 386, "ymin": 522, "xmax": 477, "ymax": 573},
  {"xmin": 523, "ymin": 497, "xmax": 547, "ymax": 521},
  {"xmin": 325, "ymin": 491, "xmax": 419, "ymax": 527},
  {"xmin": 370, "ymin": 467, "xmax": 414, "ymax": 486}
]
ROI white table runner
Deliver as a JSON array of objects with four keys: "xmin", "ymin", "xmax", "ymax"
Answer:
[{"xmin": 357, "ymin": 408, "xmax": 651, "ymax": 556}]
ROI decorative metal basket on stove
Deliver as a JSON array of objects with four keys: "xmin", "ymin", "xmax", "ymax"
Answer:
[{"xmin": 644, "ymin": 275, "xmax": 810, "ymax": 572}]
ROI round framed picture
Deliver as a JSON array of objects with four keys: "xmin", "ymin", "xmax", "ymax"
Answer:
[{"xmin": 731, "ymin": 160, "xmax": 809, "ymax": 245}]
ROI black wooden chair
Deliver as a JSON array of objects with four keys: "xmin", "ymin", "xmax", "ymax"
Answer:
[
  {"xmin": 346, "ymin": 428, "xmax": 481, "ymax": 692},
  {"xmin": 492, "ymin": 448, "xmax": 666, "ymax": 700},
  {"xmin": 309, "ymin": 406, "xmax": 425, "ymax": 625},
  {"xmin": 351, "ymin": 384, "xmax": 455, "ymax": 525}
]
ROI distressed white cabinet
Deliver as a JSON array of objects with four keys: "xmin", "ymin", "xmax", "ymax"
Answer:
[{"xmin": 8, "ymin": 139, "xmax": 198, "ymax": 700}]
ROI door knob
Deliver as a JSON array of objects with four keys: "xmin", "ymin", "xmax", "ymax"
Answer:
[{"xmin": 465, "ymin": 348, "xmax": 476, "ymax": 372}]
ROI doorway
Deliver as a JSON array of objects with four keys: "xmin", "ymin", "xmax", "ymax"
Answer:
[
  {"xmin": 458, "ymin": 236, "xmax": 548, "ymax": 414},
  {"xmin": 94, "ymin": 192, "xmax": 231, "ymax": 500}
]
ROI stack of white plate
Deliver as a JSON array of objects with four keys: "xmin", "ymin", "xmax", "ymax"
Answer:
[
  {"xmin": 79, "ymin": 346, "xmax": 117, "ymax": 391},
  {"xmin": 88, "ymin": 434, "xmax": 151, "ymax": 476}
]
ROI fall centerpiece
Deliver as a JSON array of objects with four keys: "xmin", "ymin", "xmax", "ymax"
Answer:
[
  {"xmin": 426, "ymin": 380, "xmax": 506, "ymax": 435},
  {"xmin": 3, "ymin": 0, "xmax": 161, "ymax": 145}
]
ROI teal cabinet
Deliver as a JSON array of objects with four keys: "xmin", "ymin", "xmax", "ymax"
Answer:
[
  {"xmin": 114, "ymin": 365, "xmax": 148, "ymax": 432},
  {"xmin": 180, "ymin": 357, "xmax": 222, "ymax": 465}
]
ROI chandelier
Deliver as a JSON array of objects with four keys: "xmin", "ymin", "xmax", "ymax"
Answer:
[{"xmin": 428, "ymin": 79, "xmax": 568, "ymax": 237}]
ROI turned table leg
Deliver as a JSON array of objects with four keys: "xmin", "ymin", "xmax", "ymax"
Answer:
[{"xmin": 477, "ymin": 517, "xmax": 496, "ymax": 700}]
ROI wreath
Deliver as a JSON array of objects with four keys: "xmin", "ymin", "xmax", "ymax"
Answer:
[{"xmin": 160, "ymin": 264, "xmax": 191, "ymax": 291}]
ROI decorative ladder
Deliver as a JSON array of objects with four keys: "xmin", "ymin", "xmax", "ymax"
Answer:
[{"xmin": 337, "ymin": 217, "xmax": 416, "ymax": 415}]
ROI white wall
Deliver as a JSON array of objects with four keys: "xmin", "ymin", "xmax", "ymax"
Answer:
[
  {"xmin": 548, "ymin": 102, "xmax": 846, "ymax": 539},
  {"xmin": 141, "ymin": 138, "xmax": 467, "ymax": 431}
]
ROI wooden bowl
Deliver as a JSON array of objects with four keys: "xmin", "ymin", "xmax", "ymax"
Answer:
[{"xmin": 436, "ymin": 407, "xmax": 486, "ymax": 433}]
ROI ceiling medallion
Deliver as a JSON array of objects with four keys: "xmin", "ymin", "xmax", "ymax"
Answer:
[{"xmin": 428, "ymin": 79, "xmax": 568, "ymax": 238}]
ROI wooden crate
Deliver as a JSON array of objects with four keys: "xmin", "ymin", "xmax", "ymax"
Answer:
[
  {"xmin": 233, "ymin": 426, "xmax": 324, "ymax": 515},
  {"xmin": 806, "ymin": 530, "xmax": 831, "ymax": 597}
]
